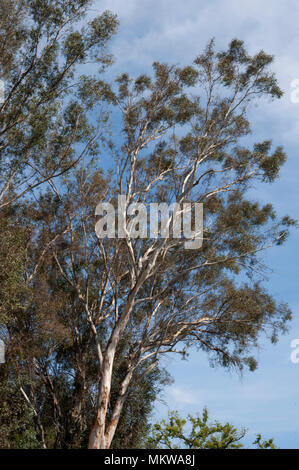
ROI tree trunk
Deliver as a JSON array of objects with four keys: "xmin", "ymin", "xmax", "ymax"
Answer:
[
  {"xmin": 88, "ymin": 345, "xmax": 115, "ymax": 449},
  {"xmin": 88, "ymin": 272, "xmax": 150, "ymax": 449}
]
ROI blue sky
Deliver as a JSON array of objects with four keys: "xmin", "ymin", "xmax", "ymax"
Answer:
[{"xmin": 95, "ymin": 0, "xmax": 299, "ymax": 448}]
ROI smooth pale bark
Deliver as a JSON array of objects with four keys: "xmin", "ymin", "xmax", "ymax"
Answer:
[
  {"xmin": 104, "ymin": 366, "xmax": 135, "ymax": 448},
  {"xmin": 88, "ymin": 287, "xmax": 139, "ymax": 449},
  {"xmin": 88, "ymin": 349, "xmax": 114, "ymax": 449}
]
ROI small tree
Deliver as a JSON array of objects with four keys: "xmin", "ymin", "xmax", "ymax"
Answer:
[{"xmin": 148, "ymin": 408, "xmax": 276, "ymax": 449}]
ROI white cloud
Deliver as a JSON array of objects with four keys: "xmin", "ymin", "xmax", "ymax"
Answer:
[
  {"xmin": 96, "ymin": 0, "xmax": 299, "ymax": 64},
  {"xmin": 170, "ymin": 386, "xmax": 201, "ymax": 405}
]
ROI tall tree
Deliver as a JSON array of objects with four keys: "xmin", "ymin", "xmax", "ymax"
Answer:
[
  {"xmin": 85, "ymin": 40, "xmax": 294, "ymax": 448},
  {"xmin": 0, "ymin": 4, "xmax": 295, "ymax": 448},
  {"xmin": 33, "ymin": 40, "xmax": 293, "ymax": 448},
  {"xmin": 0, "ymin": 0, "xmax": 119, "ymax": 448}
]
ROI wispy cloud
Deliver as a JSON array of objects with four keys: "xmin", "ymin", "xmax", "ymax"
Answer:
[{"xmin": 170, "ymin": 386, "xmax": 201, "ymax": 405}]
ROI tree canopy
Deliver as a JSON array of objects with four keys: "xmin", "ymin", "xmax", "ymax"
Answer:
[{"xmin": 0, "ymin": 0, "xmax": 295, "ymax": 449}]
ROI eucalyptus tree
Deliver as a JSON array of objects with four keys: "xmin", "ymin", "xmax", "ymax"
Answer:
[
  {"xmin": 41, "ymin": 40, "xmax": 294, "ymax": 448},
  {"xmin": 0, "ymin": 5, "xmax": 294, "ymax": 448}
]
